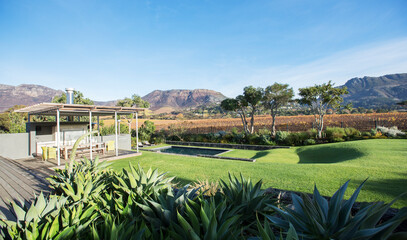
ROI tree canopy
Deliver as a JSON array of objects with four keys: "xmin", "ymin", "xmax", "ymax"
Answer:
[
  {"xmin": 220, "ymin": 86, "xmax": 263, "ymax": 134},
  {"xmin": 52, "ymin": 90, "xmax": 94, "ymax": 105},
  {"xmin": 262, "ymin": 83, "xmax": 294, "ymax": 136},
  {"xmin": 116, "ymin": 94, "xmax": 150, "ymax": 108},
  {"xmin": 298, "ymin": 81, "xmax": 348, "ymax": 138}
]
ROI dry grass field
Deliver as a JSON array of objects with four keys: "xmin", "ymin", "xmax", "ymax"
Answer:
[{"xmin": 102, "ymin": 112, "xmax": 407, "ymax": 133}]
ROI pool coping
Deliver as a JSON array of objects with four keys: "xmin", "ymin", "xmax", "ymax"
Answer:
[{"xmin": 143, "ymin": 146, "xmax": 256, "ymax": 162}]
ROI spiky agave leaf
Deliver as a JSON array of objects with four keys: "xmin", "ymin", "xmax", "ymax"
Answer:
[{"xmin": 266, "ymin": 180, "xmax": 407, "ymax": 240}]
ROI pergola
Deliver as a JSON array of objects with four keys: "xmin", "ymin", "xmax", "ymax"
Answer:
[{"xmin": 16, "ymin": 103, "xmax": 146, "ymax": 166}]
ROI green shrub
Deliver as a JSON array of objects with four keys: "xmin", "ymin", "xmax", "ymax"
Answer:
[
  {"xmin": 136, "ymin": 120, "xmax": 156, "ymax": 142},
  {"xmin": 304, "ymin": 138, "xmax": 316, "ymax": 145},
  {"xmin": 286, "ymin": 132, "xmax": 310, "ymax": 146},
  {"xmin": 275, "ymin": 131, "xmax": 290, "ymax": 145},
  {"xmin": 325, "ymin": 127, "xmax": 346, "ymax": 142},
  {"xmin": 344, "ymin": 127, "xmax": 361, "ymax": 140}
]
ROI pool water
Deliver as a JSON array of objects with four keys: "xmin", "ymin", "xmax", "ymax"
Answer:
[{"xmin": 158, "ymin": 146, "xmax": 227, "ymax": 156}]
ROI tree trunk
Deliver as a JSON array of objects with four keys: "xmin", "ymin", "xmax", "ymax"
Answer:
[
  {"xmin": 239, "ymin": 112, "xmax": 250, "ymax": 135},
  {"xmin": 317, "ymin": 114, "xmax": 324, "ymax": 139},
  {"xmin": 271, "ymin": 112, "xmax": 277, "ymax": 137}
]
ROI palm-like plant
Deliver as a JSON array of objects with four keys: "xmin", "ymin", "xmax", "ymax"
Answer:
[
  {"xmin": 137, "ymin": 185, "xmax": 200, "ymax": 232},
  {"xmin": 112, "ymin": 163, "xmax": 174, "ymax": 201},
  {"xmin": 220, "ymin": 173, "xmax": 274, "ymax": 231},
  {"xmin": 170, "ymin": 198, "xmax": 242, "ymax": 240},
  {"xmin": 266, "ymin": 180, "xmax": 407, "ymax": 240}
]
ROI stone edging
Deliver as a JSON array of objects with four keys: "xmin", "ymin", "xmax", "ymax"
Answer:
[{"xmin": 166, "ymin": 141, "xmax": 289, "ymax": 150}]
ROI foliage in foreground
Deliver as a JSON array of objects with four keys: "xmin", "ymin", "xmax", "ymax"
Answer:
[
  {"xmin": 267, "ymin": 180, "xmax": 407, "ymax": 240},
  {"xmin": 1, "ymin": 158, "xmax": 406, "ymax": 239}
]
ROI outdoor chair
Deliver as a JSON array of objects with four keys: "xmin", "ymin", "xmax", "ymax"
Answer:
[
  {"xmin": 106, "ymin": 141, "xmax": 115, "ymax": 152},
  {"xmin": 41, "ymin": 146, "xmax": 48, "ymax": 161},
  {"xmin": 48, "ymin": 147, "xmax": 57, "ymax": 159}
]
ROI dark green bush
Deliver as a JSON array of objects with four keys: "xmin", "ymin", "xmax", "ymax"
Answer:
[
  {"xmin": 325, "ymin": 127, "xmax": 346, "ymax": 142},
  {"xmin": 275, "ymin": 131, "xmax": 290, "ymax": 145},
  {"xmin": 344, "ymin": 127, "xmax": 361, "ymax": 140}
]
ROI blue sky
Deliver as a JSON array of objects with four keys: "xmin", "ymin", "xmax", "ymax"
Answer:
[{"xmin": 1, "ymin": 0, "xmax": 406, "ymax": 100}]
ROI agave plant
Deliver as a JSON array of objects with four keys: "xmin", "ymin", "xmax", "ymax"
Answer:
[
  {"xmin": 48, "ymin": 157, "xmax": 113, "ymax": 196},
  {"xmin": 112, "ymin": 163, "xmax": 174, "ymax": 201},
  {"xmin": 220, "ymin": 173, "xmax": 274, "ymax": 231},
  {"xmin": 91, "ymin": 214, "xmax": 146, "ymax": 240},
  {"xmin": 170, "ymin": 198, "xmax": 242, "ymax": 240},
  {"xmin": 0, "ymin": 192, "xmax": 99, "ymax": 239},
  {"xmin": 253, "ymin": 215, "xmax": 299, "ymax": 240},
  {"xmin": 266, "ymin": 180, "xmax": 407, "ymax": 240},
  {"xmin": 136, "ymin": 185, "xmax": 200, "ymax": 233}
]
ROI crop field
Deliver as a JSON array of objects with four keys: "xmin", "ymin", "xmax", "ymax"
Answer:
[{"xmin": 103, "ymin": 112, "xmax": 407, "ymax": 133}]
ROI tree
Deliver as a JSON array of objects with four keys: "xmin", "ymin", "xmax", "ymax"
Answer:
[
  {"xmin": 116, "ymin": 95, "xmax": 150, "ymax": 134},
  {"xmin": 220, "ymin": 86, "xmax": 263, "ymax": 134},
  {"xmin": 116, "ymin": 94, "xmax": 150, "ymax": 108},
  {"xmin": 262, "ymin": 83, "xmax": 294, "ymax": 136},
  {"xmin": 52, "ymin": 90, "xmax": 94, "ymax": 105},
  {"xmin": 298, "ymin": 81, "xmax": 348, "ymax": 139},
  {"xmin": 136, "ymin": 120, "xmax": 156, "ymax": 142},
  {"xmin": 0, "ymin": 105, "xmax": 27, "ymax": 133}
]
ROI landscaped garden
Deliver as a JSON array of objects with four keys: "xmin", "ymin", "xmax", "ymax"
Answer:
[
  {"xmin": 112, "ymin": 139, "xmax": 407, "ymax": 208},
  {"xmin": 1, "ymin": 138, "xmax": 406, "ymax": 239}
]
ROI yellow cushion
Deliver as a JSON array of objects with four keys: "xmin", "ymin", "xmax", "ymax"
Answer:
[
  {"xmin": 106, "ymin": 141, "xmax": 115, "ymax": 152},
  {"xmin": 48, "ymin": 147, "xmax": 57, "ymax": 159},
  {"xmin": 41, "ymin": 146, "xmax": 48, "ymax": 160}
]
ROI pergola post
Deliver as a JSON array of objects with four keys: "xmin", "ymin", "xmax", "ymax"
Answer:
[
  {"xmin": 115, "ymin": 111, "xmax": 118, "ymax": 157},
  {"xmin": 28, "ymin": 114, "xmax": 31, "ymax": 155},
  {"xmin": 97, "ymin": 116, "xmax": 100, "ymax": 136},
  {"xmin": 136, "ymin": 112, "xmax": 139, "ymax": 153},
  {"xmin": 57, "ymin": 109, "xmax": 60, "ymax": 166},
  {"xmin": 89, "ymin": 111, "xmax": 92, "ymax": 160}
]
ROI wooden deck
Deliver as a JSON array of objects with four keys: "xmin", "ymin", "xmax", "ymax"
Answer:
[
  {"xmin": 0, "ymin": 157, "xmax": 54, "ymax": 220},
  {"xmin": 0, "ymin": 150, "xmax": 141, "ymax": 220}
]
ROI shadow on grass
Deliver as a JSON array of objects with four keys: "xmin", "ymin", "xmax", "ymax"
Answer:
[
  {"xmin": 350, "ymin": 173, "xmax": 407, "ymax": 205},
  {"xmin": 297, "ymin": 145, "xmax": 365, "ymax": 164},
  {"xmin": 252, "ymin": 151, "xmax": 270, "ymax": 160}
]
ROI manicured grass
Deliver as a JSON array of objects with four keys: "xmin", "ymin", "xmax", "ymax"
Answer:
[{"xmin": 110, "ymin": 139, "xmax": 407, "ymax": 208}]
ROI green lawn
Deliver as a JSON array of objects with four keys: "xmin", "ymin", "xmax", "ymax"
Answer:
[{"xmin": 110, "ymin": 139, "xmax": 407, "ymax": 208}]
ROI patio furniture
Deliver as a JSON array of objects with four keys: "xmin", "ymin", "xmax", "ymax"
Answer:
[
  {"xmin": 106, "ymin": 141, "xmax": 115, "ymax": 152},
  {"xmin": 48, "ymin": 147, "xmax": 57, "ymax": 159},
  {"xmin": 41, "ymin": 146, "xmax": 48, "ymax": 161}
]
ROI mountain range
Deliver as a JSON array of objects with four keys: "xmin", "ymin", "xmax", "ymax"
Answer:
[
  {"xmin": 341, "ymin": 73, "xmax": 407, "ymax": 108},
  {"xmin": 0, "ymin": 73, "xmax": 406, "ymax": 112},
  {"xmin": 142, "ymin": 89, "xmax": 226, "ymax": 113}
]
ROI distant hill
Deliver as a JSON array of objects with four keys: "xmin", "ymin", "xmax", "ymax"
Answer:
[
  {"xmin": 340, "ymin": 73, "xmax": 407, "ymax": 108},
  {"xmin": 0, "ymin": 84, "xmax": 64, "ymax": 112},
  {"xmin": 142, "ymin": 89, "xmax": 227, "ymax": 113}
]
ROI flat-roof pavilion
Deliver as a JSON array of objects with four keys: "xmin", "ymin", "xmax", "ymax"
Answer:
[{"xmin": 16, "ymin": 102, "xmax": 146, "ymax": 166}]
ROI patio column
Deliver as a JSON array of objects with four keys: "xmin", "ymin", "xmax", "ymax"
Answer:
[
  {"xmin": 28, "ymin": 114, "xmax": 31, "ymax": 155},
  {"xmin": 115, "ymin": 111, "xmax": 118, "ymax": 157},
  {"xmin": 136, "ymin": 112, "xmax": 139, "ymax": 153},
  {"xmin": 97, "ymin": 116, "xmax": 100, "ymax": 136},
  {"xmin": 57, "ymin": 109, "xmax": 60, "ymax": 166},
  {"xmin": 89, "ymin": 111, "xmax": 92, "ymax": 160}
]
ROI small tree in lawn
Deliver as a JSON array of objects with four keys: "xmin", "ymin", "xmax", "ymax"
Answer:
[
  {"xmin": 220, "ymin": 86, "xmax": 263, "ymax": 134},
  {"xmin": 116, "ymin": 94, "xmax": 150, "ymax": 133},
  {"xmin": 262, "ymin": 83, "xmax": 294, "ymax": 137},
  {"xmin": 298, "ymin": 81, "xmax": 348, "ymax": 139}
]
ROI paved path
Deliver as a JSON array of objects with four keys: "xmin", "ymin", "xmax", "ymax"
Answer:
[{"xmin": 0, "ymin": 157, "xmax": 54, "ymax": 220}]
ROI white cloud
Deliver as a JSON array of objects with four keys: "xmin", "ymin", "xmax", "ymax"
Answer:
[{"xmin": 221, "ymin": 38, "xmax": 407, "ymax": 97}]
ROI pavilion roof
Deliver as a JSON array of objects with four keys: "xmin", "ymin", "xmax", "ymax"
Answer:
[{"xmin": 15, "ymin": 102, "xmax": 146, "ymax": 116}]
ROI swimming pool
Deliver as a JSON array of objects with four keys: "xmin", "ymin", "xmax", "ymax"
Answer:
[{"xmin": 155, "ymin": 146, "xmax": 228, "ymax": 156}]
